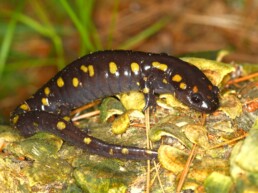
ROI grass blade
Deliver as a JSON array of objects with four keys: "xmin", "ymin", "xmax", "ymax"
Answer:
[
  {"xmin": 119, "ymin": 17, "xmax": 170, "ymax": 50},
  {"xmin": 60, "ymin": 0, "xmax": 94, "ymax": 54},
  {"xmin": 0, "ymin": 1, "xmax": 25, "ymax": 80}
]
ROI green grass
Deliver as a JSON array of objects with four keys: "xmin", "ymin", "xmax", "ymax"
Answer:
[{"xmin": 0, "ymin": 1, "xmax": 24, "ymax": 80}]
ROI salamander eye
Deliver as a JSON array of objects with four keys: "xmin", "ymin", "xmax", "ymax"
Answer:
[{"xmin": 191, "ymin": 93, "xmax": 202, "ymax": 104}]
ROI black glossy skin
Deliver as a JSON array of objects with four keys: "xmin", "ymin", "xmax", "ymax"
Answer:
[{"xmin": 10, "ymin": 50, "xmax": 219, "ymax": 160}]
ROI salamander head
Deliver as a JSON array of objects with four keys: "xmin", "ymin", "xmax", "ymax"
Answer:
[
  {"xmin": 170, "ymin": 70, "xmax": 219, "ymax": 113},
  {"xmin": 184, "ymin": 84, "xmax": 219, "ymax": 113}
]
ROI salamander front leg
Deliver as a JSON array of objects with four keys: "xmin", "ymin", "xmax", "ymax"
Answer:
[
  {"xmin": 13, "ymin": 111, "xmax": 158, "ymax": 160},
  {"xmin": 140, "ymin": 76, "xmax": 156, "ymax": 111}
]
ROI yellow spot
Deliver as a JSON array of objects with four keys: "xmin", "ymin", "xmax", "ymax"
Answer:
[
  {"xmin": 180, "ymin": 82, "xmax": 187, "ymax": 90},
  {"xmin": 152, "ymin": 61, "xmax": 168, "ymax": 71},
  {"xmin": 109, "ymin": 62, "xmax": 118, "ymax": 74},
  {"xmin": 121, "ymin": 148, "xmax": 129, "ymax": 155},
  {"xmin": 136, "ymin": 82, "xmax": 140, "ymax": 86},
  {"xmin": 84, "ymin": 137, "xmax": 92, "ymax": 144},
  {"xmin": 57, "ymin": 77, "xmax": 64, "ymax": 87},
  {"xmin": 80, "ymin": 65, "xmax": 88, "ymax": 73},
  {"xmin": 20, "ymin": 103, "xmax": 29, "ymax": 111},
  {"xmin": 131, "ymin": 62, "xmax": 140, "ymax": 73},
  {"xmin": 63, "ymin": 116, "xmax": 70, "ymax": 121},
  {"xmin": 193, "ymin": 86, "xmax": 198, "ymax": 93},
  {"xmin": 172, "ymin": 74, "xmax": 182, "ymax": 82},
  {"xmin": 41, "ymin": 98, "xmax": 49, "ymax": 106},
  {"xmin": 44, "ymin": 87, "xmax": 50, "ymax": 96},
  {"xmin": 88, "ymin": 65, "xmax": 94, "ymax": 77},
  {"xmin": 208, "ymin": 85, "xmax": 213, "ymax": 90},
  {"xmin": 163, "ymin": 79, "xmax": 168, "ymax": 84},
  {"xmin": 12, "ymin": 115, "xmax": 19, "ymax": 124},
  {"xmin": 143, "ymin": 87, "xmax": 149, "ymax": 94},
  {"xmin": 57, "ymin": 121, "xmax": 66, "ymax": 130},
  {"xmin": 72, "ymin": 77, "xmax": 79, "ymax": 87},
  {"xmin": 109, "ymin": 149, "xmax": 114, "ymax": 155}
]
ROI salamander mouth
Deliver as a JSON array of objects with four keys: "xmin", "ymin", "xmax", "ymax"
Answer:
[{"xmin": 199, "ymin": 97, "xmax": 219, "ymax": 113}]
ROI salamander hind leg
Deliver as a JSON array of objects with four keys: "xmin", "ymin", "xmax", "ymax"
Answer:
[{"xmin": 13, "ymin": 111, "xmax": 157, "ymax": 160}]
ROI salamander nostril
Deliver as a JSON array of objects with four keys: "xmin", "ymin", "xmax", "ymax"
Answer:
[{"xmin": 191, "ymin": 93, "xmax": 202, "ymax": 104}]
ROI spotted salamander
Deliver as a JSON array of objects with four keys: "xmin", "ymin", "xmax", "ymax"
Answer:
[{"xmin": 10, "ymin": 50, "xmax": 219, "ymax": 160}]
